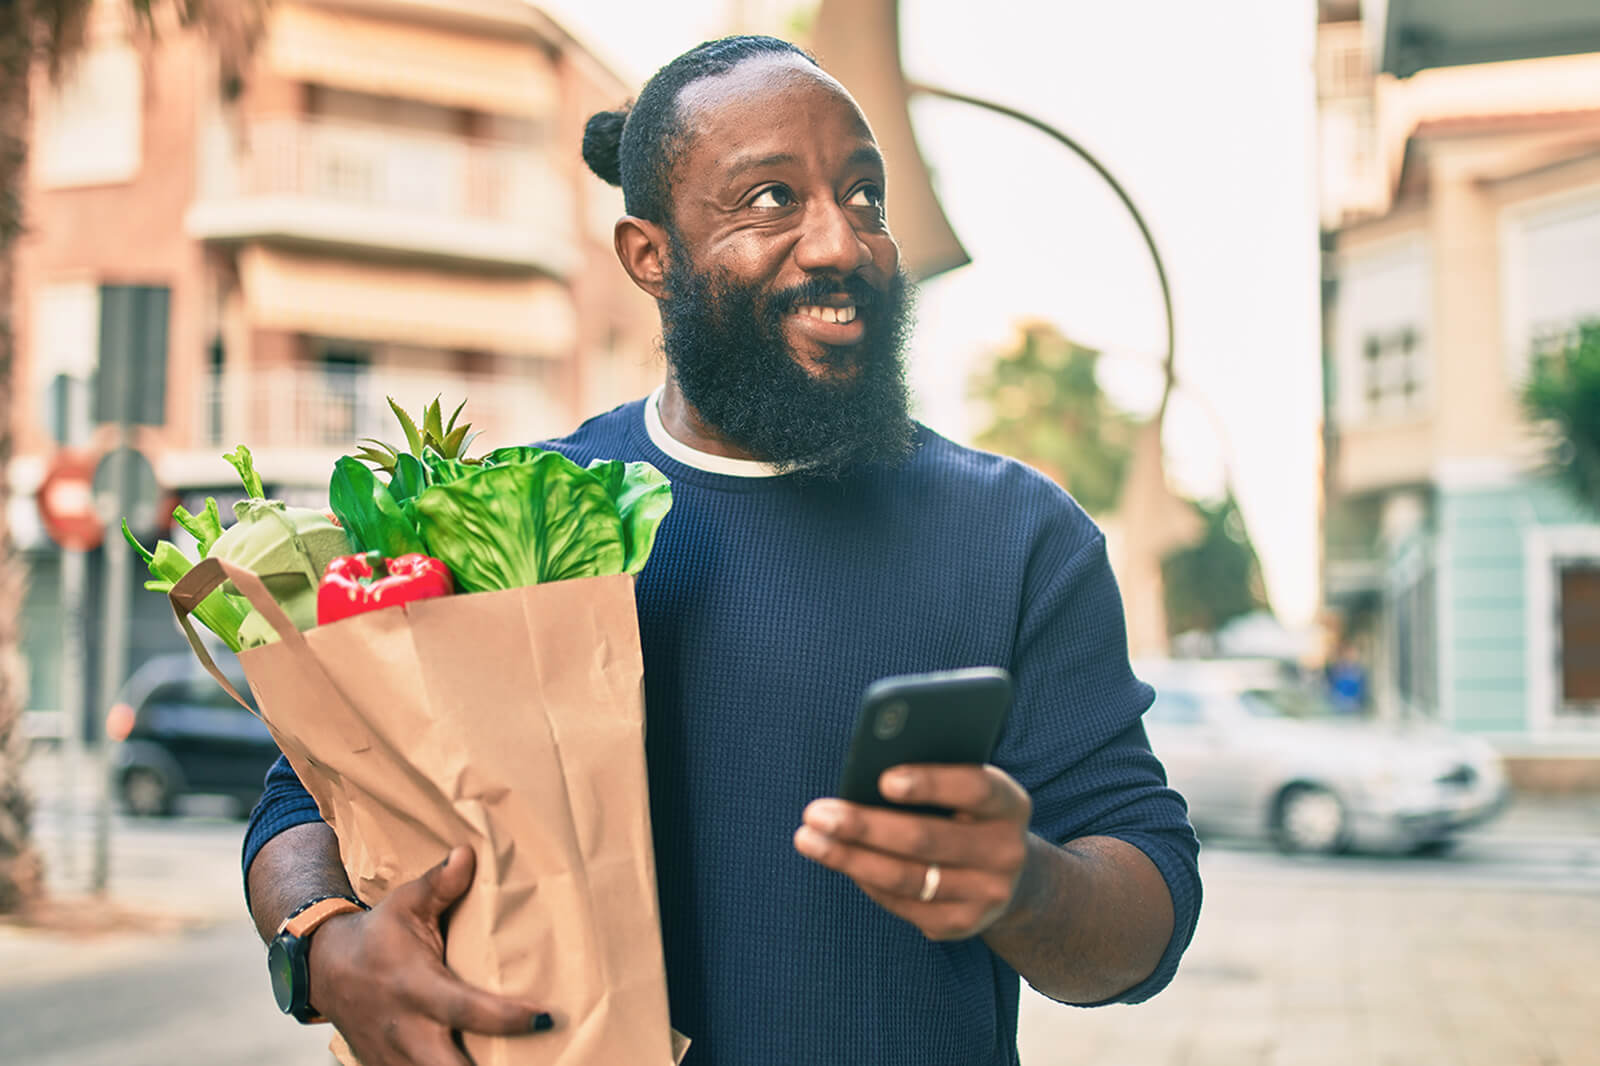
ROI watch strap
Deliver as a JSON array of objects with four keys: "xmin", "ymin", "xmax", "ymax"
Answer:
[{"xmin": 279, "ymin": 895, "xmax": 367, "ymax": 940}]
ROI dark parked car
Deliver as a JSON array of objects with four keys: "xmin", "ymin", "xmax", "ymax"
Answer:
[{"xmin": 106, "ymin": 652, "xmax": 279, "ymax": 817}]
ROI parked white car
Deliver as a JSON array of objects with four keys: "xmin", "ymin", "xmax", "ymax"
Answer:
[{"xmin": 1138, "ymin": 658, "xmax": 1509, "ymax": 854}]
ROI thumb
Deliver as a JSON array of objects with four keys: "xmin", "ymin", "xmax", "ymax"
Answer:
[{"xmin": 412, "ymin": 844, "xmax": 476, "ymax": 922}]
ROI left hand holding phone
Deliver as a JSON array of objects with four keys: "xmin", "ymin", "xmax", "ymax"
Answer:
[{"xmin": 793, "ymin": 763, "xmax": 1035, "ymax": 941}]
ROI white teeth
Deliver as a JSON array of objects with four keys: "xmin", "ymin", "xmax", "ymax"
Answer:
[{"xmin": 798, "ymin": 305, "xmax": 857, "ymax": 324}]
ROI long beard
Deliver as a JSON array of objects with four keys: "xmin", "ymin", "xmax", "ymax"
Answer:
[{"xmin": 658, "ymin": 239, "xmax": 917, "ymax": 480}]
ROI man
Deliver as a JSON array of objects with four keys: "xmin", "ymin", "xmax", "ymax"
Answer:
[{"xmin": 244, "ymin": 36, "xmax": 1201, "ymax": 1066}]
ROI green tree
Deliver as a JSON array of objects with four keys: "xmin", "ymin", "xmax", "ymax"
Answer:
[
  {"xmin": 1523, "ymin": 321, "xmax": 1600, "ymax": 509},
  {"xmin": 971, "ymin": 322, "xmax": 1135, "ymax": 515},
  {"xmin": 0, "ymin": 0, "xmax": 262, "ymax": 914},
  {"xmin": 1160, "ymin": 494, "xmax": 1270, "ymax": 637}
]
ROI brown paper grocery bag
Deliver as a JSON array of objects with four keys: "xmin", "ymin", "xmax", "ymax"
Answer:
[{"xmin": 170, "ymin": 557, "xmax": 686, "ymax": 1065}]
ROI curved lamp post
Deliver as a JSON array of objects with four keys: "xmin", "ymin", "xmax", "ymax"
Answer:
[{"xmin": 904, "ymin": 81, "xmax": 1178, "ymax": 422}]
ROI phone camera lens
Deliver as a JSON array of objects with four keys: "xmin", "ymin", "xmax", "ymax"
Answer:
[{"xmin": 874, "ymin": 701, "xmax": 908, "ymax": 740}]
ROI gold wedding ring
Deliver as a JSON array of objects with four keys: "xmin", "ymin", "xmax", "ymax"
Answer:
[{"xmin": 918, "ymin": 862, "xmax": 942, "ymax": 903}]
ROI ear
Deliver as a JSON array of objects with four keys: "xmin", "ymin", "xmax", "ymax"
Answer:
[{"xmin": 614, "ymin": 216, "xmax": 671, "ymax": 301}]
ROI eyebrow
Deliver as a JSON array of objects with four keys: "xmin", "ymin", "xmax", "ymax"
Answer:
[
  {"xmin": 719, "ymin": 145, "xmax": 886, "ymax": 183},
  {"xmin": 845, "ymin": 146, "xmax": 886, "ymax": 173}
]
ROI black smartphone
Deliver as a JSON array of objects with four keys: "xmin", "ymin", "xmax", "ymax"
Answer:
[{"xmin": 837, "ymin": 667, "xmax": 1013, "ymax": 815}]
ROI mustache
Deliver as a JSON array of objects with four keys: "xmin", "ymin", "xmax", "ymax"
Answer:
[{"xmin": 772, "ymin": 274, "xmax": 882, "ymax": 314}]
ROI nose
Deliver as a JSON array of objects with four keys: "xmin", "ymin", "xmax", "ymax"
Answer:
[{"xmin": 793, "ymin": 200, "xmax": 874, "ymax": 277}]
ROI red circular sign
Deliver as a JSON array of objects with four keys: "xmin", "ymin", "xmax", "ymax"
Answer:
[{"xmin": 36, "ymin": 449, "xmax": 104, "ymax": 552}]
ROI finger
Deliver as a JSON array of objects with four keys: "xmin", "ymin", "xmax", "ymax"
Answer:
[
  {"xmin": 406, "ymin": 964, "xmax": 554, "ymax": 1037},
  {"xmin": 854, "ymin": 884, "xmax": 1006, "ymax": 942},
  {"xmin": 802, "ymin": 799, "xmax": 1025, "ymax": 871},
  {"xmin": 400, "ymin": 846, "xmax": 476, "ymax": 924},
  {"xmin": 793, "ymin": 825, "xmax": 1013, "ymax": 905},
  {"xmin": 879, "ymin": 764, "xmax": 1031, "ymax": 821}
]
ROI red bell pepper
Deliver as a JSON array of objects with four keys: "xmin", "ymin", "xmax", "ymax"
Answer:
[{"xmin": 317, "ymin": 551, "xmax": 453, "ymax": 625}]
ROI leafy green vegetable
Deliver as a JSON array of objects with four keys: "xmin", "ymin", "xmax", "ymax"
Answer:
[
  {"xmin": 200, "ymin": 453, "xmax": 348, "ymax": 649},
  {"xmin": 388, "ymin": 452, "xmax": 429, "ymax": 506},
  {"xmin": 585, "ymin": 459, "xmax": 674, "ymax": 575},
  {"xmin": 208, "ymin": 498, "xmax": 345, "ymax": 588},
  {"xmin": 223, "ymin": 445, "xmax": 265, "ymax": 500},
  {"xmin": 481, "ymin": 446, "xmax": 546, "ymax": 468},
  {"xmin": 172, "ymin": 497, "xmax": 227, "ymax": 556},
  {"xmin": 123, "ymin": 521, "xmax": 249, "ymax": 652},
  {"xmin": 333, "ymin": 396, "xmax": 675, "ymax": 595},
  {"xmin": 412, "ymin": 452, "xmax": 629, "ymax": 592},
  {"xmin": 418, "ymin": 449, "xmax": 476, "ymax": 485},
  {"xmin": 329, "ymin": 456, "xmax": 425, "ymax": 558}
]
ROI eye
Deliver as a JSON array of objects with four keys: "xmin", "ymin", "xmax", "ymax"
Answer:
[
  {"xmin": 751, "ymin": 185, "xmax": 796, "ymax": 209},
  {"xmin": 846, "ymin": 184, "xmax": 884, "ymax": 210}
]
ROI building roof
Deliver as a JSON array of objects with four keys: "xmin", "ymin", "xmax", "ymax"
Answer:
[
  {"xmin": 1409, "ymin": 108, "xmax": 1600, "ymax": 138},
  {"xmin": 1393, "ymin": 109, "xmax": 1600, "ymax": 204}
]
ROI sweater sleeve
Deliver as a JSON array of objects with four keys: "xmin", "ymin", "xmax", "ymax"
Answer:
[
  {"xmin": 241, "ymin": 754, "xmax": 325, "ymax": 909},
  {"xmin": 994, "ymin": 525, "xmax": 1202, "ymax": 1005}
]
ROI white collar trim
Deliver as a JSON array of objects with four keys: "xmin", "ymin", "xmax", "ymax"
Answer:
[{"xmin": 644, "ymin": 386, "xmax": 783, "ymax": 478}]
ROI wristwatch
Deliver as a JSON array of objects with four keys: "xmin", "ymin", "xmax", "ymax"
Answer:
[{"xmin": 267, "ymin": 894, "xmax": 368, "ymax": 1023}]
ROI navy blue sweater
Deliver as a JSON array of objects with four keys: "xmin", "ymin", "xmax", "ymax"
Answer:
[{"xmin": 244, "ymin": 400, "xmax": 1201, "ymax": 1065}]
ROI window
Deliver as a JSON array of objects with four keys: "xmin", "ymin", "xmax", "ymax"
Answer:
[
  {"xmin": 33, "ymin": 42, "xmax": 142, "ymax": 187},
  {"xmin": 317, "ymin": 349, "xmax": 369, "ymax": 444},
  {"xmin": 32, "ymin": 282, "xmax": 99, "ymax": 443},
  {"xmin": 1504, "ymin": 189, "xmax": 1600, "ymax": 377},
  {"xmin": 1359, "ymin": 325, "xmax": 1426, "ymax": 417},
  {"xmin": 1335, "ymin": 238, "xmax": 1431, "ymax": 425},
  {"xmin": 1558, "ymin": 563, "xmax": 1600, "ymax": 714}
]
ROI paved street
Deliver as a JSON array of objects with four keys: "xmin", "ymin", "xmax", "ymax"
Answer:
[
  {"xmin": 5, "ymin": 747, "xmax": 1599, "ymax": 1065},
  {"xmin": 1019, "ymin": 847, "xmax": 1600, "ymax": 1066}
]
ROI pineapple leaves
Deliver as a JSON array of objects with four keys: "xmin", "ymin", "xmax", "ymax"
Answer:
[
  {"xmin": 364, "ymin": 396, "xmax": 479, "ymax": 474},
  {"xmin": 387, "ymin": 398, "xmax": 425, "ymax": 456}
]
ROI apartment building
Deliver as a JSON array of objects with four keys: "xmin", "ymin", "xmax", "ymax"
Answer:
[
  {"xmin": 1318, "ymin": 0, "xmax": 1600, "ymax": 785},
  {"xmin": 12, "ymin": 0, "xmax": 661, "ymax": 722}
]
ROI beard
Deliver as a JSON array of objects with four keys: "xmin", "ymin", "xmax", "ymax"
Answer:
[{"xmin": 658, "ymin": 234, "xmax": 917, "ymax": 480}]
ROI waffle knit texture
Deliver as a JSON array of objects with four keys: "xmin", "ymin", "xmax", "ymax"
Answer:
[{"xmin": 244, "ymin": 399, "xmax": 1202, "ymax": 1065}]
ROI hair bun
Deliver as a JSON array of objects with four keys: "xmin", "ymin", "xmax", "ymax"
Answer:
[{"xmin": 582, "ymin": 108, "xmax": 627, "ymax": 186}]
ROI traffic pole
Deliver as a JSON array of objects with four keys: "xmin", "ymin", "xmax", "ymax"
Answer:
[
  {"xmin": 58, "ymin": 547, "xmax": 87, "ymax": 884},
  {"xmin": 91, "ymin": 439, "xmax": 133, "ymax": 895}
]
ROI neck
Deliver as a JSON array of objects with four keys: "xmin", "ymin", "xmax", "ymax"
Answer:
[{"xmin": 658, "ymin": 379, "xmax": 760, "ymax": 460}]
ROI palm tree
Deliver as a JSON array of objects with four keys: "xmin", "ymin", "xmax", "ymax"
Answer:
[{"xmin": 0, "ymin": 0, "xmax": 263, "ymax": 914}]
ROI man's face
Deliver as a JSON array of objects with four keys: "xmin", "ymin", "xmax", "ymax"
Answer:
[{"xmin": 656, "ymin": 56, "xmax": 916, "ymax": 476}]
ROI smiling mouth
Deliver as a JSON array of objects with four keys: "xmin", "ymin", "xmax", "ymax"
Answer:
[{"xmin": 794, "ymin": 303, "xmax": 858, "ymax": 325}]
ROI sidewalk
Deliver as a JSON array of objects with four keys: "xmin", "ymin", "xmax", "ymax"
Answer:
[{"xmin": 1018, "ymin": 827, "xmax": 1600, "ymax": 1066}]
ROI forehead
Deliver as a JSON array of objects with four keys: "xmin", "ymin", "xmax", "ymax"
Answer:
[{"xmin": 672, "ymin": 56, "xmax": 878, "ymax": 179}]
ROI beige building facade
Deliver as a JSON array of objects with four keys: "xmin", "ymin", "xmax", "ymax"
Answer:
[{"xmin": 1319, "ymin": 2, "xmax": 1600, "ymax": 784}]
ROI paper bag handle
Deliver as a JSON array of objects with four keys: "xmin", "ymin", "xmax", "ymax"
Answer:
[{"xmin": 168, "ymin": 556, "xmax": 307, "ymax": 712}]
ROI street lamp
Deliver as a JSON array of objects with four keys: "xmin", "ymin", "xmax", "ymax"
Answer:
[{"xmin": 810, "ymin": 0, "xmax": 1177, "ymax": 416}]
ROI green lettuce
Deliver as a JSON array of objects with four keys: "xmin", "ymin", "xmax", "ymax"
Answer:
[{"xmin": 412, "ymin": 452, "xmax": 628, "ymax": 592}]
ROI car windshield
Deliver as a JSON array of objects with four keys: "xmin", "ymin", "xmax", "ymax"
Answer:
[{"xmin": 1239, "ymin": 686, "xmax": 1342, "ymax": 720}]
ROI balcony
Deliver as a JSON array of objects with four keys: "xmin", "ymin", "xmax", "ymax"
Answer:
[
  {"xmin": 183, "ymin": 367, "xmax": 573, "ymax": 487},
  {"xmin": 187, "ymin": 118, "xmax": 578, "ymax": 276}
]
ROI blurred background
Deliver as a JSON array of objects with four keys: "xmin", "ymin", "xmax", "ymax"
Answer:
[{"xmin": 1, "ymin": 0, "xmax": 1597, "ymax": 1064}]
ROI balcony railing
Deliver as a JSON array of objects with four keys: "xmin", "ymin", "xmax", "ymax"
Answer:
[
  {"xmin": 188, "ymin": 118, "xmax": 578, "ymax": 275},
  {"xmin": 196, "ymin": 368, "xmax": 569, "ymax": 457}
]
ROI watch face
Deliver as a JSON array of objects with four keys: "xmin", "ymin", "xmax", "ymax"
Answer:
[{"xmin": 268, "ymin": 936, "xmax": 297, "ymax": 1014}]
